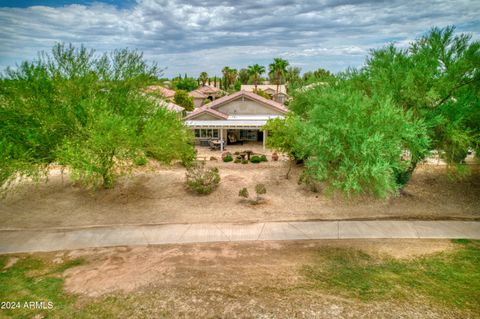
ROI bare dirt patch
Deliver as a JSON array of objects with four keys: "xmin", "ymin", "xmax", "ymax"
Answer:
[
  {"xmin": 0, "ymin": 161, "xmax": 479, "ymax": 229},
  {"xmin": 55, "ymin": 240, "xmax": 469, "ymax": 318},
  {"xmin": 61, "ymin": 240, "xmax": 456, "ymax": 297}
]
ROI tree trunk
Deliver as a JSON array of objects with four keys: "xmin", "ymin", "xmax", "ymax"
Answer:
[{"xmin": 286, "ymin": 158, "xmax": 293, "ymax": 179}]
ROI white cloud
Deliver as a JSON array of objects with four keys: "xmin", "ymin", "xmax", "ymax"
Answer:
[{"xmin": 0, "ymin": 0, "xmax": 479, "ymax": 76}]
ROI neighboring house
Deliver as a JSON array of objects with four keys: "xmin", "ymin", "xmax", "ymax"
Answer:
[
  {"xmin": 184, "ymin": 90, "xmax": 287, "ymax": 151},
  {"xmin": 143, "ymin": 85, "xmax": 185, "ymax": 116},
  {"xmin": 144, "ymin": 85, "xmax": 176, "ymax": 100},
  {"xmin": 188, "ymin": 85, "xmax": 225, "ymax": 109},
  {"xmin": 240, "ymin": 84, "xmax": 288, "ymax": 104},
  {"xmin": 188, "ymin": 90, "xmax": 208, "ymax": 109}
]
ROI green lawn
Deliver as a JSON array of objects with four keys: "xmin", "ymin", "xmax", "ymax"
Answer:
[
  {"xmin": 302, "ymin": 239, "xmax": 480, "ymax": 310},
  {"xmin": 0, "ymin": 240, "xmax": 478, "ymax": 318}
]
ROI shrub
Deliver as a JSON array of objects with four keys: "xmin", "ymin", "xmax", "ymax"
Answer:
[
  {"xmin": 241, "ymin": 160, "xmax": 248, "ymax": 164},
  {"xmin": 238, "ymin": 187, "xmax": 249, "ymax": 198},
  {"xmin": 134, "ymin": 156, "xmax": 148, "ymax": 166},
  {"xmin": 185, "ymin": 162, "xmax": 220, "ymax": 195},
  {"xmin": 221, "ymin": 151, "xmax": 232, "ymax": 160},
  {"xmin": 238, "ymin": 184, "xmax": 267, "ymax": 204},
  {"xmin": 223, "ymin": 155, "xmax": 233, "ymax": 162},
  {"xmin": 234, "ymin": 159, "xmax": 242, "ymax": 163},
  {"xmin": 255, "ymin": 183, "xmax": 267, "ymax": 195},
  {"xmin": 260, "ymin": 155, "xmax": 268, "ymax": 162},
  {"xmin": 250, "ymin": 155, "xmax": 262, "ymax": 163},
  {"xmin": 234, "ymin": 151, "xmax": 240, "ymax": 155}
]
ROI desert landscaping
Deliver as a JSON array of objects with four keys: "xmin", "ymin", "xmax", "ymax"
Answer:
[{"xmin": 0, "ymin": 151, "xmax": 479, "ymax": 230}]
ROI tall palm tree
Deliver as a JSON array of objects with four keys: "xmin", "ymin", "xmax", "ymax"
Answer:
[
  {"xmin": 269, "ymin": 58, "xmax": 289, "ymax": 94},
  {"xmin": 222, "ymin": 66, "xmax": 238, "ymax": 90},
  {"xmin": 199, "ymin": 71, "xmax": 208, "ymax": 86},
  {"xmin": 222, "ymin": 66, "xmax": 231, "ymax": 89},
  {"xmin": 247, "ymin": 64, "xmax": 265, "ymax": 92}
]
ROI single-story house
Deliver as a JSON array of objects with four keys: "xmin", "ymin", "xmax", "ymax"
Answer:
[
  {"xmin": 188, "ymin": 85, "xmax": 225, "ymax": 109},
  {"xmin": 144, "ymin": 85, "xmax": 176, "ymax": 100},
  {"xmin": 184, "ymin": 90, "xmax": 287, "ymax": 151},
  {"xmin": 240, "ymin": 84, "xmax": 288, "ymax": 104}
]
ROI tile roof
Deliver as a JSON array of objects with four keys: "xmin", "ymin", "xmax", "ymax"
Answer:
[
  {"xmin": 207, "ymin": 90, "xmax": 288, "ymax": 113},
  {"xmin": 241, "ymin": 84, "xmax": 287, "ymax": 95},
  {"xmin": 188, "ymin": 90, "xmax": 208, "ymax": 98},
  {"xmin": 144, "ymin": 85, "xmax": 176, "ymax": 98},
  {"xmin": 186, "ymin": 107, "xmax": 228, "ymax": 120},
  {"xmin": 195, "ymin": 85, "xmax": 224, "ymax": 95},
  {"xmin": 184, "ymin": 90, "xmax": 288, "ymax": 120}
]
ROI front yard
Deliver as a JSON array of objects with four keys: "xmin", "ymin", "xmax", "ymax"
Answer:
[
  {"xmin": 0, "ymin": 159, "xmax": 479, "ymax": 229},
  {"xmin": 1, "ymin": 239, "xmax": 479, "ymax": 318}
]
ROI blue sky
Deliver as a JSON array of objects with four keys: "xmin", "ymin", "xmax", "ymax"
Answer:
[{"xmin": 0, "ymin": 0, "xmax": 479, "ymax": 78}]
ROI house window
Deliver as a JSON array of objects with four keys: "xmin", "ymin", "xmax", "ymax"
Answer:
[
  {"xmin": 239, "ymin": 130, "xmax": 257, "ymax": 141},
  {"xmin": 195, "ymin": 129, "xmax": 219, "ymax": 139}
]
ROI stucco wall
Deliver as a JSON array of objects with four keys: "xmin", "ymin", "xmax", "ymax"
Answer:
[
  {"xmin": 216, "ymin": 97, "xmax": 284, "ymax": 115},
  {"xmin": 193, "ymin": 98, "xmax": 204, "ymax": 109},
  {"xmin": 190, "ymin": 113, "xmax": 221, "ymax": 120}
]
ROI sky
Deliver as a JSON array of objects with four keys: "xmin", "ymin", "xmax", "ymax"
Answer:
[{"xmin": 0, "ymin": 0, "xmax": 479, "ymax": 78}]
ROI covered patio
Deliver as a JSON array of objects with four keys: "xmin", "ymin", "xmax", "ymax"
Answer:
[{"xmin": 185, "ymin": 119, "xmax": 269, "ymax": 152}]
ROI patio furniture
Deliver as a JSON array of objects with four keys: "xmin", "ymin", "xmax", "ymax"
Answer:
[
  {"xmin": 209, "ymin": 139, "xmax": 224, "ymax": 151},
  {"xmin": 227, "ymin": 133, "xmax": 244, "ymax": 145}
]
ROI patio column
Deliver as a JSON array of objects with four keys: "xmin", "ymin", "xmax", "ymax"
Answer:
[
  {"xmin": 263, "ymin": 129, "xmax": 267, "ymax": 151},
  {"xmin": 220, "ymin": 128, "xmax": 224, "ymax": 152}
]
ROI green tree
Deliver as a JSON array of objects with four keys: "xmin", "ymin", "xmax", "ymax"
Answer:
[
  {"xmin": 0, "ymin": 43, "xmax": 195, "ymax": 191},
  {"xmin": 263, "ymin": 115, "xmax": 303, "ymax": 179},
  {"xmin": 199, "ymin": 71, "xmax": 208, "ymax": 86},
  {"xmin": 286, "ymin": 66, "xmax": 301, "ymax": 84},
  {"xmin": 247, "ymin": 64, "xmax": 266, "ymax": 91},
  {"xmin": 174, "ymin": 90, "xmax": 195, "ymax": 111},
  {"xmin": 238, "ymin": 68, "xmax": 249, "ymax": 84},
  {"xmin": 360, "ymin": 26, "xmax": 480, "ymax": 174},
  {"xmin": 290, "ymin": 83, "xmax": 429, "ymax": 197},
  {"xmin": 172, "ymin": 77, "xmax": 198, "ymax": 91},
  {"xmin": 269, "ymin": 58, "xmax": 289, "ymax": 94}
]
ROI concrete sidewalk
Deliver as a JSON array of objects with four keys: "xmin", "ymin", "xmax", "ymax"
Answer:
[{"xmin": 1, "ymin": 220, "xmax": 479, "ymax": 254}]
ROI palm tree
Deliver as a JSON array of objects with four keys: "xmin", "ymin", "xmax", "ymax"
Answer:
[
  {"xmin": 247, "ymin": 64, "xmax": 265, "ymax": 92},
  {"xmin": 199, "ymin": 71, "xmax": 208, "ymax": 86},
  {"xmin": 222, "ymin": 66, "xmax": 238, "ymax": 90},
  {"xmin": 269, "ymin": 58, "xmax": 289, "ymax": 94},
  {"xmin": 222, "ymin": 66, "xmax": 231, "ymax": 89}
]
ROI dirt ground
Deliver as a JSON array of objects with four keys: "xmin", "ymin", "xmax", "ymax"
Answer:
[
  {"xmin": 34, "ymin": 239, "xmax": 467, "ymax": 318},
  {"xmin": 0, "ymin": 157, "xmax": 479, "ymax": 229}
]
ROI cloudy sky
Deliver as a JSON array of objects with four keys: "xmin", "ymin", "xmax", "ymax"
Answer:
[{"xmin": 0, "ymin": 0, "xmax": 479, "ymax": 77}]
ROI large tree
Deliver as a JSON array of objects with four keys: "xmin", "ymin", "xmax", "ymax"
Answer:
[
  {"xmin": 266, "ymin": 26, "xmax": 479, "ymax": 197},
  {"xmin": 0, "ymin": 43, "xmax": 195, "ymax": 191},
  {"xmin": 247, "ymin": 64, "xmax": 265, "ymax": 92},
  {"xmin": 359, "ymin": 26, "xmax": 480, "ymax": 174},
  {"xmin": 269, "ymin": 58, "xmax": 289, "ymax": 94},
  {"xmin": 277, "ymin": 83, "xmax": 430, "ymax": 197}
]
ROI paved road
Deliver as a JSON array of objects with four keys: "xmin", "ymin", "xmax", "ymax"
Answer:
[{"xmin": 1, "ymin": 220, "xmax": 479, "ymax": 254}]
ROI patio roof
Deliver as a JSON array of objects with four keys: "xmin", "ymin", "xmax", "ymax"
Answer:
[{"xmin": 185, "ymin": 119, "xmax": 270, "ymax": 129}]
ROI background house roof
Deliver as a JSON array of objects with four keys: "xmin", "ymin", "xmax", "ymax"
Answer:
[
  {"xmin": 188, "ymin": 90, "xmax": 208, "ymax": 99},
  {"xmin": 195, "ymin": 85, "xmax": 224, "ymax": 95},
  {"xmin": 144, "ymin": 85, "xmax": 176, "ymax": 98},
  {"xmin": 241, "ymin": 84, "xmax": 287, "ymax": 95}
]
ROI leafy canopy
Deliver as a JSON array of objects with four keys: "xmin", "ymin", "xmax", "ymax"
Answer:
[{"xmin": 0, "ymin": 43, "xmax": 195, "ymax": 191}]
